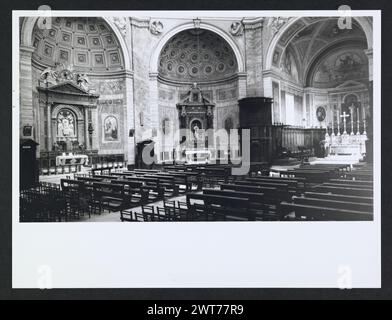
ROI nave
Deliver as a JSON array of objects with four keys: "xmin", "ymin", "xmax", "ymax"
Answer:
[{"xmin": 19, "ymin": 161, "xmax": 373, "ymax": 223}]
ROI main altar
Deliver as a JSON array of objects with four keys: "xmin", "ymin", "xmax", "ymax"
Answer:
[{"xmin": 324, "ymin": 107, "xmax": 368, "ymax": 162}]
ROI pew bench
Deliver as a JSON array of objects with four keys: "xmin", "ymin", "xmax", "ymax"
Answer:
[
  {"xmin": 280, "ymin": 202, "xmax": 373, "ymax": 221},
  {"xmin": 304, "ymin": 192, "xmax": 373, "ymax": 205},
  {"xmin": 186, "ymin": 193, "xmax": 251, "ymax": 221},
  {"xmin": 291, "ymin": 196, "xmax": 373, "ymax": 213}
]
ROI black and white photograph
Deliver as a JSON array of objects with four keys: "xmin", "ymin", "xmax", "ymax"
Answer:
[
  {"xmin": 18, "ymin": 13, "xmax": 375, "ymax": 223},
  {"xmin": 12, "ymin": 9, "xmax": 381, "ymax": 289}
]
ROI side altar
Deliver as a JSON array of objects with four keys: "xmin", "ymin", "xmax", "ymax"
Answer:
[
  {"xmin": 56, "ymin": 153, "xmax": 89, "ymax": 166},
  {"xmin": 175, "ymin": 84, "xmax": 216, "ymax": 164},
  {"xmin": 37, "ymin": 63, "xmax": 100, "ymax": 173}
]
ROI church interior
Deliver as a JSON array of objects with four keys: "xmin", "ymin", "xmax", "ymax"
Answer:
[{"xmin": 18, "ymin": 15, "xmax": 374, "ymax": 222}]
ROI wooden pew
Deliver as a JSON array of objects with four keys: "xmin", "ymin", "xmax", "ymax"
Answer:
[
  {"xmin": 203, "ymin": 189, "xmax": 267, "ymax": 220},
  {"xmin": 115, "ymin": 178, "xmax": 164, "ymax": 201},
  {"xmin": 345, "ymin": 172, "xmax": 373, "ymax": 181},
  {"xmin": 245, "ymin": 177, "xmax": 302, "ymax": 193},
  {"xmin": 292, "ymin": 196, "xmax": 373, "ymax": 213},
  {"xmin": 220, "ymin": 183, "xmax": 284, "ymax": 216},
  {"xmin": 280, "ymin": 202, "xmax": 373, "ymax": 221},
  {"xmin": 312, "ymin": 185, "xmax": 373, "ymax": 197},
  {"xmin": 329, "ymin": 179, "xmax": 373, "ymax": 188},
  {"xmin": 134, "ymin": 169, "xmax": 160, "ymax": 174},
  {"xmin": 151, "ymin": 172, "xmax": 191, "ymax": 193},
  {"xmin": 122, "ymin": 176, "xmax": 178, "ymax": 197},
  {"xmin": 323, "ymin": 182, "xmax": 373, "ymax": 189},
  {"xmin": 111, "ymin": 179, "xmax": 149, "ymax": 206},
  {"xmin": 234, "ymin": 181, "xmax": 291, "ymax": 200},
  {"xmin": 281, "ymin": 169, "xmax": 335, "ymax": 183},
  {"xmin": 186, "ymin": 193, "xmax": 251, "ymax": 221},
  {"xmin": 143, "ymin": 174, "xmax": 180, "ymax": 196},
  {"xmin": 92, "ymin": 182, "xmax": 126, "ymax": 212},
  {"xmin": 61, "ymin": 179, "xmax": 86, "ymax": 192},
  {"xmin": 304, "ymin": 192, "xmax": 373, "ymax": 205},
  {"xmin": 76, "ymin": 176, "xmax": 103, "ymax": 183}
]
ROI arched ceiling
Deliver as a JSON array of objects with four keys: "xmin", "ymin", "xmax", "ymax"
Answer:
[
  {"xmin": 272, "ymin": 18, "xmax": 368, "ymax": 87},
  {"xmin": 158, "ymin": 29, "xmax": 238, "ymax": 83},
  {"xmin": 31, "ymin": 17, "xmax": 125, "ymax": 72}
]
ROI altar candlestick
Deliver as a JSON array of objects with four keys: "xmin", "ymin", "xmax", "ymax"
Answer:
[
  {"xmin": 363, "ymin": 119, "xmax": 367, "ymax": 135},
  {"xmin": 357, "ymin": 108, "xmax": 360, "ymax": 135},
  {"xmin": 337, "ymin": 110, "xmax": 340, "ymax": 136},
  {"xmin": 350, "ymin": 108, "xmax": 354, "ymax": 135},
  {"xmin": 331, "ymin": 117, "xmax": 335, "ymax": 136}
]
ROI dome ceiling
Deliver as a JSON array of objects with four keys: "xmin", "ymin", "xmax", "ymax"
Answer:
[
  {"xmin": 158, "ymin": 29, "xmax": 238, "ymax": 83},
  {"xmin": 273, "ymin": 18, "xmax": 368, "ymax": 86},
  {"xmin": 31, "ymin": 17, "xmax": 124, "ymax": 72}
]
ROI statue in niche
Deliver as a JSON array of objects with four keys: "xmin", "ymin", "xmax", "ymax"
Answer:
[{"xmin": 230, "ymin": 21, "xmax": 244, "ymax": 36}]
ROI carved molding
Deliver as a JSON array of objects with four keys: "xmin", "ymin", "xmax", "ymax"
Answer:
[
  {"xmin": 149, "ymin": 20, "xmax": 164, "ymax": 35},
  {"xmin": 242, "ymin": 17, "xmax": 264, "ymax": 30},
  {"xmin": 130, "ymin": 17, "xmax": 150, "ymax": 28},
  {"xmin": 107, "ymin": 17, "xmax": 128, "ymax": 38},
  {"xmin": 230, "ymin": 21, "xmax": 244, "ymax": 36},
  {"xmin": 193, "ymin": 18, "xmax": 201, "ymax": 29},
  {"xmin": 268, "ymin": 17, "xmax": 290, "ymax": 34}
]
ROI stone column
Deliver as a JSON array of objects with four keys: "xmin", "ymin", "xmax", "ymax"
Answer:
[
  {"xmin": 365, "ymin": 48, "xmax": 373, "ymax": 82},
  {"xmin": 125, "ymin": 72, "xmax": 135, "ymax": 165},
  {"xmin": 47, "ymin": 104, "xmax": 52, "ymax": 150},
  {"xmin": 242, "ymin": 18, "xmax": 264, "ymax": 97},
  {"xmin": 91, "ymin": 108, "xmax": 99, "ymax": 150},
  {"xmin": 84, "ymin": 107, "xmax": 90, "ymax": 150},
  {"xmin": 19, "ymin": 45, "xmax": 35, "ymax": 138},
  {"xmin": 262, "ymin": 76, "xmax": 274, "ymax": 123},
  {"xmin": 148, "ymin": 73, "xmax": 159, "ymax": 131},
  {"xmin": 237, "ymin": 73, "xmax": 247, "ymax": 100},
  {"xmin": 149, "ymin": 73, "xmax": 160, "ymax": 162}
]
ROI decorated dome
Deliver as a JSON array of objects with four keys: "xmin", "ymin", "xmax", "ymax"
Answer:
[
  {"xmin": 158, "ymin": 29, "xmax": 238, "ymax": 83},
  {"xmin": 31, "ymin": 17, "xmax": 124, "ymax": 72}
]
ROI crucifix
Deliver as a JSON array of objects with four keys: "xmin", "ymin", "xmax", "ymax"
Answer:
[{"xmin": 340, "ymin": 111, "xmax": 350, "ymax": 135}]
